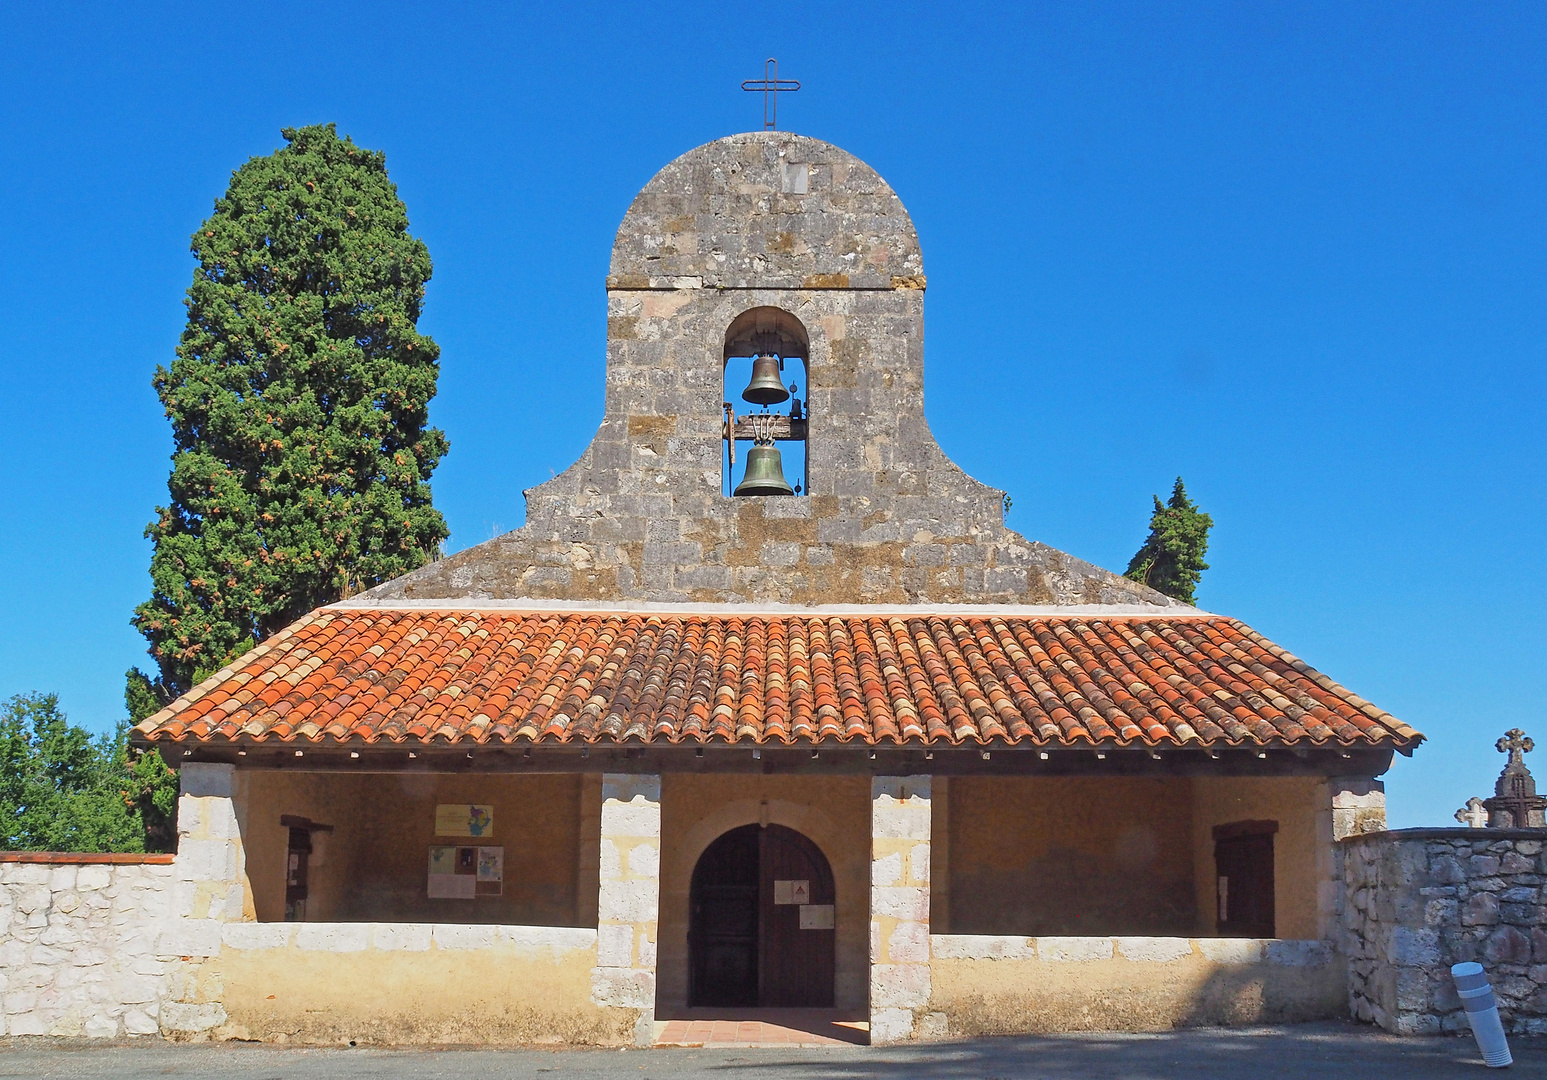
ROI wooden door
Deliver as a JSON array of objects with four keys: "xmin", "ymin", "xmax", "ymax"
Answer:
[
  {"xmin": 688, "ymin": 823, "xmax": 837, "ymax": 1008},
  {"xmin": 689, "ymin": 825, "xmax": 760, "ymax": 1006},
  {"xmin": 1214, "ymin": 821, "xmax": 1276, "ymax": 938},
  {"xmin": 759, "ymin": 825, "xmax": 836, "ymax": 1007}
]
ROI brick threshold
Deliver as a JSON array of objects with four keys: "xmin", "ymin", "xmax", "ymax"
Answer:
[{"xmin": 654, "ymin": 1009, "xmax": 869, "ymax": 1047}]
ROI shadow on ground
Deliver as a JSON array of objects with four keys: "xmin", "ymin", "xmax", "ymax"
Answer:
[{"xmin": 0, "ymin": 1022, "xmax": 1536, "ymax": 1079}]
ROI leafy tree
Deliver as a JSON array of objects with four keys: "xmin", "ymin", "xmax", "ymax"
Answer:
[
  {"xmin": 0, "ymin": 693, "xmax": 175, "ymax": 853},
  {"xmin": 1124, "ymin": 477, "xmax": 1213, "ymax": 605},
  {"xmin": 130, "ymin": 123, "xmax": 449, "ymax": 704}
]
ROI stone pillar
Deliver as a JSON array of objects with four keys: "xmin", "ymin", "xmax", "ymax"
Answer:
[
  {"xmin": 1332, "ymin": 778, "xmax": 1387, "ymax": 840},
  {"xmin": 157, "ymin": 762, "xmax": 250, "ymax": 1037},
  {"xmin": 1320, "ymin": 777, "xmax": 1387, "ymax": 941},
  {"xmin": 870, "ymin": 775, "xmax": 933, "ymax": 1044},
  {"xmin": 590, "ymin": 773, "xmax": 660, "ymax": 1047}
]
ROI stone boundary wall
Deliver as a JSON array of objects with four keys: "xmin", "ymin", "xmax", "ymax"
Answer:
[
  {"xmin": 927, "ymin": 935, "xmax": 1345, "ymax": 1035},
  {"xmin": 1343, "ymin": 827, "xmax": 1547, "ymax": 1035},
  {"xmin": 0, "ymin": 854, "xmax": 176, "ymax": 1037}
]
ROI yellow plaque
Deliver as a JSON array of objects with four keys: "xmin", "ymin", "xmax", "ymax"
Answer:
[{"xmin": 435, "ymin": 803, "xmax": 494, "ymax": 837}]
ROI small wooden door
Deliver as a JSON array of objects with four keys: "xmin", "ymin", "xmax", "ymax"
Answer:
[
  {"xmin": 1214, "ymin": 820, "xmax": 1276, "ymax": 938},
  {"xmin": 688, "ymin": 823, "xmax": 836, "ymax": 1007}
]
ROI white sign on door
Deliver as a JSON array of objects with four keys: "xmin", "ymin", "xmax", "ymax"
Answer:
[
  {"xmin": 774, "ymin": 879, "xmax": 810, "ymax": 905},
  {"xmin": 799, "ymin": 904, "xmax": 835, "ymax": 930}
]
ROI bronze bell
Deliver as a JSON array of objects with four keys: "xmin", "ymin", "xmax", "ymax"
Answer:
[
  {"xmin": 741, "ymin": 354, "xmax": 791, "ymax": 405},
  {"xmin": 733, "ymin": 445, "xmax": 795, "ymax": 496}
]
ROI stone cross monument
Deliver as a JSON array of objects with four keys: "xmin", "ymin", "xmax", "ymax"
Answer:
[{"xmin": 1483, "ymin": 728, "xmax": 1547, "ymax": 828}]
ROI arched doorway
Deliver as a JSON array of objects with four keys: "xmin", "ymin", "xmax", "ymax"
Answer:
[{"xmin": 688, "ymin": 823, "xmax": 836, "ymax": 1007}]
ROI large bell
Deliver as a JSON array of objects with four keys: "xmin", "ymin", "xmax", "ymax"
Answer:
[
  {"xmin": 733, "ymin": 445, "xmax": 795, "ymax": 496},
  {"xmin": 741, "ymin": 354, "xmax": 791, "ymax": 405}
]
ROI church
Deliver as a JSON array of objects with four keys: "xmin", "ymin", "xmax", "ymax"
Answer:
[{"xmin": 132, "ymin": 130, "xmax": 1420, "ymax": 1046}]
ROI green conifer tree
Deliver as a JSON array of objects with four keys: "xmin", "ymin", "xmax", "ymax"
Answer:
[
  {"xmin": 1124, "ymin": 478, "xmax": 1213, "ymax": 605},
  {"xmin": 130, "ymin": 124, "xmax": 449, "ymax": 706},
  {"xmin": 0, "ymin": 694, "xmax": 169, "ymax": 852}
]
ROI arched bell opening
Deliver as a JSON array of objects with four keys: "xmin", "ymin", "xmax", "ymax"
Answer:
[
  {"xmin": 722, "ymin": 308, "xmax": 809, "ymax": 498},
  {"xmin": 687, "ymin": 823, "xmax": 836, "ymax": 1008}
]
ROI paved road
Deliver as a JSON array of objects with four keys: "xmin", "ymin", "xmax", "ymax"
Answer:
[{"xmin": 0, "ymin": 1023, "xmax": 1535, "ymax": 1078}]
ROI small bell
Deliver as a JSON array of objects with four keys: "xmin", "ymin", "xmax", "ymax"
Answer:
[
  {"xmin": 733, "ymin": 445, "xmax": 795, "ymax": 496},
  {"xmin": 741, "ymin": 354, "xmax": 791, "ymax": 405}
]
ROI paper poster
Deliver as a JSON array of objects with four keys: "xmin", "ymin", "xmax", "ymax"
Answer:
[
  {"xmin": 475, "ymin": 846, "xmax": 503, "ymax": 897},
  {"xmin": 774, "ymin": 879, "xmax": 810, "ymax": 905},
  {"xmin": 799, "ymin": 904, "xmax": 835, "ymax": 930},
  {"xmin": 435, "ymin": 804, "xmax": 494, "ymax": 837},
  {"xmin": 428, "ymin": 844, "xmax": 503, "ymax": 898}
]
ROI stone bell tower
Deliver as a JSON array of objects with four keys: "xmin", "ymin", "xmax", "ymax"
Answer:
[{"xmin": 366, "ymin": 132, "xmax": 1179, "ymax": 608}]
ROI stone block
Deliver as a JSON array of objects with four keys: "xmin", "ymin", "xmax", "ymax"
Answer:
[
  {"xmin": 373, "ymin": 924, "xmax": 432, "ymax": 952},
  {"xmin": 870, "ymin": 1007, "xmax": 916, "ymax": 1044},
  {"xmin": 110, "ymin": 973, "xmax": 161, "ymax": 1006},
  {"xmin": 159, "ymin": 1000, "xmax": 227, "ymax": 1033},
  {"xmin": 910, "ymin": 844, "xmax": 930, "ymax": 883},
  {"xmin": 590, "ymin": 966, "xmax": 654, "ymax": 1009},
  {"xmin": 176, "ymin": 839, "xmax": 237, "ymax": 883},
  {"xmin": 1266, "ymin": 940, "xmax": 1333, "ymax": 967},
  {"xmin": 7, "ymin": 1012, "xmax": 48, "ymax": 1036},
  {"xmin": 1198, "ymin": 938, "xmax": 1264, "ymax": 964},
  {"xmin": 597, "ymin": 923, "xmax": 633, "ymax": 967},
  {"xmin": 599, "ymin": 880, "xmax": 660, "ymax": 924},
  {"xmin": 627, "ymin": 841, "xmax": 660, "ymax": 878},
  {"xmin": 156, "ymin": 920, "xmax": 222, "ymax": 958},
  {"xmin": 930, "ymin": 935, "xmax": 1033, "ymax": 960},
  {"xmin": 1464, "ymin": 892, "xmax": 1501, "ymax": 926},
  {"xmin": 1117, "ymin": 937, "xmax": 1194, "ymax": 963},
  {"xmin": 871, "ymin": 963, "xmax": 930, "ymax": 1008},
  {"xmin": 871, "ymin": 887, "xmax": 929, "ymax": 922},
  {"xmin": 295, "ymin": 924, "xmax": 370, "ymax": 952},
  {"xmin": 1471, "ymin": 855, "xmax": 1503, "ymax": 877},
  {"xmin": 75, "ymin": 867, "xmax": 111, "ymax": 892},
  {"xmin": 83, "ymin": 1013, "xmax": 118, "ymax": 1039},
  {"xmin": 1039, "ymin": 937, "xmax": 1115, "ymax": 963},
  {"xmin": 871, "ymin": 851, "xmax": 902, "ymax": 886},
  {"xmin": 888, "ymin": 922, "xmax": 930, "ymax": 963},
  {"xmin": 123, "ymin": 1009, "xmax": 158, "ymax": 1035},
  {"xmin": 430, "ymin": 925, "xmax": 497, "ymax": 951},
  {"xmin": 1388, "ymin": 927, "xmax": 1441, "ymax": 967},
  {"xmin": 1487, "ymin": 925, "xmax": 1534, "ymax": 966}
]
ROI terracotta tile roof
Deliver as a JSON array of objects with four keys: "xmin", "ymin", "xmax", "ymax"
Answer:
[{"xmin": 132, "ymin": 609, "xmax": 1421, "ymax": 750}]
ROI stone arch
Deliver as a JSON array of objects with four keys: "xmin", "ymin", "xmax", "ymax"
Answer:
[{"xmin": 722, "ymin": 306, "xmax": 810, "ymax": 363}]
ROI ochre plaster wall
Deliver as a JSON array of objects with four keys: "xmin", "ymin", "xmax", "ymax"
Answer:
[
  {"xmin": 947, "ymin": 777, "xmax": 1196, "ymax": 936},
  {"xmin": 928, "ymin": 936, "xmax": 1344, "ymax": 1034},
  {"xmin": 655, "ymin": 774, "xmax": 871, "ymax": 1012},
  {"xmin": 213, "ymin": 925, "xmax": 627, "ymax": 1045},
  {"xmin": 1190, "ymin": 777, "xmax": 1324, "ymax": 939},
  {"xmin": 237, "ymin": 771, "xmax": 588, "ymax": 926}
]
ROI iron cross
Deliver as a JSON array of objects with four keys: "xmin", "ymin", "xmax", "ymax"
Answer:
[
  {"xmin": 1498, "ymin": 728, "xmax": 1535, "ymax": 766},
  {"xmin": 742, "ymin": 58, "xmax": 800, "ymax": 131}
]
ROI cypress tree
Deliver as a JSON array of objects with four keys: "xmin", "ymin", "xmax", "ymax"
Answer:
[
  {"xmin": 130, "ymin": 123, "xmax": 449, "ymax": 706},
  {"xmin": 1124, "ymin": 478, "xmax": 1213, "ymax": 605}
]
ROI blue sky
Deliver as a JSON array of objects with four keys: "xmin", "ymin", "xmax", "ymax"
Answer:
[{"xmin": 1, "ymin": 3, "xmax": 1542, "ymax": 828}]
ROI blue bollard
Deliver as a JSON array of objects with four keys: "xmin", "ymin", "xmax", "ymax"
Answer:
[{"xmin": 1452, "ymin": 961, "xmax": 1513, "ymax": 1068}]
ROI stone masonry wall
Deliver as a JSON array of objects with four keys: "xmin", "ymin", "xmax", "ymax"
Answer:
[
  {"xmin": 1343, "ymin": 828, "xmax": 1547, "ymax": 1035},
  {"xmin": 0, "ymin": 855, "xmax": 176, "ymax": 1037},
  {"xmin": 361, "ymin": 132, "xmax": 1178, "ymax": 610}
]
